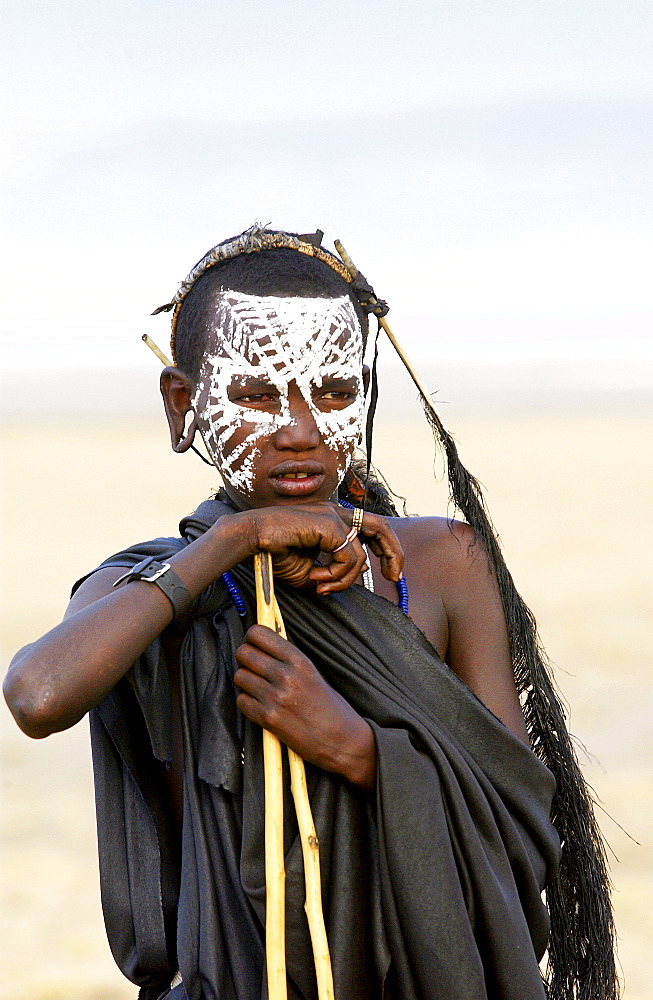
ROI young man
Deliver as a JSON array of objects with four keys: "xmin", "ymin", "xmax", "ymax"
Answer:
[{"xmin": 4, "ymin": 228, "xmax": 616, "ymax": 1000}]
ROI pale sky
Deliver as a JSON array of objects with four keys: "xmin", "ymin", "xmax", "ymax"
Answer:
[{"xmin": 2, "ymin": 1, "xmax": 652, "ymax": 388}]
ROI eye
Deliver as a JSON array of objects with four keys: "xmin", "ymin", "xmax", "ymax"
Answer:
[
  {"xmin": 319, "ymin": 390, "xmax": 356, "ymax": 401},
  {"xmin": 313, "ymin": 380, "xmax": 359, "ymax": 407},
  {"xmin": 227, "ymin": 382, "xmax": 281, "ymax": 409},
  {"xmin": 237, "ymin": 392, "xmax": 278, "ymax": 404}
]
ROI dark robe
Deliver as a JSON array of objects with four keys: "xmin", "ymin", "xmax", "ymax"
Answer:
[{"xmin": 79, "ymin": 499, "xmax": 560, "ymax": 1000}]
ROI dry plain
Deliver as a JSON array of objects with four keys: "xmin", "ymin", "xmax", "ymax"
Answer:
[{"xmin": 1, "ymin": 408, "xmax": 651, "ymax": 999}]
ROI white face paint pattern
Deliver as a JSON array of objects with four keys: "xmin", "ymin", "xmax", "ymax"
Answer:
[{"xmin": 192, "ymin": 291, "xmax": 364, "ymax": 494}]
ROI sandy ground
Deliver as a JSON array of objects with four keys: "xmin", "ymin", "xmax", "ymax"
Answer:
[{"xmin": 1, "ymin": 409, "xmax": 652, "ymax": 999}]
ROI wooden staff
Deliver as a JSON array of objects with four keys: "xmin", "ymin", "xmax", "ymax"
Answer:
[
  {"xmin": 272, "ymin": 591, "xmax": 334, "ymax": 1000},
  {"xmin": 254, "ymin": 553, "xmax": 288, "ymax": 1000},
  {"xmin": 255, "ymin": 553, "xmax": 335, "ymax": 1000}
]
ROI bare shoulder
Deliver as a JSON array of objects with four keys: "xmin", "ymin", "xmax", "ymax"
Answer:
[
  {"xmin": 392, "ymin": 516, "xmax": 492, "ymax": 589},
  {"xmin": 371, "ymin": 515, "xmax": 498, "ymax": 659},
  {"xmin": 64, "ymin": 566, "xmax": 127, "ymax": 618},
  {"xmin": 390, "ymin": 515, "xmax": 528, "ymax": 743}
]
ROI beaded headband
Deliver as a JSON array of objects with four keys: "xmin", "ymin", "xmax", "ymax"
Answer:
[{"xmin": 151, "ymin": 224, "xmax": 388, "ymax": 364}]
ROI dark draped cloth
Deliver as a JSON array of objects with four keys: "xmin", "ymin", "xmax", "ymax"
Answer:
[{"xmin": 78, "ymin": 498, "xmax": 560, "ymax": 1000}]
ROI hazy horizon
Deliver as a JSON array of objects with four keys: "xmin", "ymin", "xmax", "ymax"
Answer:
[{"xmin": 3, "ymin": 4, "xmax": 652, "ymax": 393}]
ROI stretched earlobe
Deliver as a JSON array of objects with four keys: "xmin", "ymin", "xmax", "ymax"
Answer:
[
  {"xmin": 173, "ymin": 413, "xmax": 198, "ymax": 453},
  {"xmin": 160, "ymin": 366, "xmax": 197, "ymax": 455}
]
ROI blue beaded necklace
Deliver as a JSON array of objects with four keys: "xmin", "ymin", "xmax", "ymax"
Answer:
[
  {"xmin": 339, "ymin": 500, "xmax": 409, "ymax": 615},
  {"xmin": 220, "ymin": 503, "xmax": 409, "ymax": 618},
  {"xmin": 221, "ymin": 569, "xmax": 248, "ymax": 617}
]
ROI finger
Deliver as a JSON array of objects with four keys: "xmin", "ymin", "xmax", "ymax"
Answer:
[
  {"xmin": 233, "ymin": 664, "xmax": 273, "ymax": 699},
  {"xmin": 236, "ymin": 690, "xmax": 288, "ymax": 740},
  {"xmin": 243, "ymin": 623, "xmax": 296, "ymax": 658},
  {"xmin": 375, "ymin": 534, "xmax": 404, "ymax": 582},
  {"xmin": 309, "ymin": 537, "xmax": 368, "ymax": 594},
  {"xmin": 235, "ymin": 690, "xmax": 268, "ymax": 727},
  {"xmin": 331, "ymin": 508, "xmax": 403, "ymax": 579},
  {"xmin": 272, "ymin": 550, "xmax": 318, "ymax": 588},
  {"xmin": 302, "ymin": 526, "xmax": 360, "ymax": 587},
  {"xmin": 236, "ymin": 640, "xmax": 289, "ymax": 679},
  {"xmin": 358, "ymin": 519, "xmax": 404, "ymax": 581},
  {"xmin": 240, "ymin": 627, "xmax": 313, "ymax": 679},
  {"xmin": 236, "ymin": 643, "xmax": 284, "ymax": 681},
  {"xmin": 308, "ymin": 533, "xmax": 365, "ymax": 579}
]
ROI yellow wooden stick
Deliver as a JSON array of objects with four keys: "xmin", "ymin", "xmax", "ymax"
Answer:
[
  {"xmin": 254, "ymin": 553, "xmax": 288, "ymax": 1000},
  {"xmin": 333, "ymin": 239, "xmax": 439, "ymax": 421},
  {"xmin": 271, "ymin": 598, "xmax": 335, "ymax": 1000},
  {"xmin": 254, "ymin": 555, "xmax": 336, "ymax": 1000}
]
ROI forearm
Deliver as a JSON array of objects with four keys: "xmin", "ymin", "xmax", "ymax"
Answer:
[
  {"xmin": 5, "ymin": 583, "xmax": 178, "ymax": 736},
  {"xmin": 164, "ymin": 509, "xmax": 255, "ymax": 595},
  {"xmin": 234, "ymin": 624, "xmax": 377, "ymax": 792},
  {"xmin": 3, "ymin": 512, "xmax": 254, "ymax": 737},
  {"xmin": 303, "ymin": 703, "xmax": 377, "ymax": 792},
  {"xmin": 336, "ymin": 718, "xmax": 376, "ymax": 793}
]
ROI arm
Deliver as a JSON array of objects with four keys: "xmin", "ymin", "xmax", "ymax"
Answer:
[
  {"xmin": 3, "ymin": 506, "xmax": 401, "ymax": 762},
  {"xmin": 234, "ymin": 625, "xmax": 377, "ymax": 792},
  {"xmin": 436, "ymin": 521, "xmax": 529, "ymax": 744},
  {"xmin": 396, "ymin": 517, "xmax": 529, "ymax": 744},
  {"xmin": 4, "ymin": 513, "xmax": 254, "ymax": 738}
]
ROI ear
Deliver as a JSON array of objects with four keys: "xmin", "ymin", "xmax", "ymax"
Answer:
[{"xmin": 160, "ymin": 367, "xmax": 197, "ymax": 453}]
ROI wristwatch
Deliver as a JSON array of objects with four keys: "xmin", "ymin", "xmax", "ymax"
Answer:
[{"xmin": 113, "ymin": 556, "xmax": 193, "ymax": 620}]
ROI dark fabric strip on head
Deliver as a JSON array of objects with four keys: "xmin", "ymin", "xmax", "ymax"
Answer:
[{"xmin": 363, "ymin": 326, "xmax": 381, "ymax": 510}]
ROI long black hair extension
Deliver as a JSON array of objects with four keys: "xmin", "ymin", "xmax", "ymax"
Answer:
[{"xmin": 341, "ymin": 313, "xmax": 618, "ymax": 1000}]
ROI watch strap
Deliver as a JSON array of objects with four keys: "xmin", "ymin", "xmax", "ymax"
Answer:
[{"xmin": 113, "ymin": 556, "xmax": 193, "ymax": 620}]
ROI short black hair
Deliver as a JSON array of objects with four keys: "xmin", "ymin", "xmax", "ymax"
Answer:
[{"xmin": 174, "ymin": 247, "xmax": 368, "ymax": 383}]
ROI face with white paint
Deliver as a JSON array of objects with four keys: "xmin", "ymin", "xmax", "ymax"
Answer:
[{"xmin": 191, "ymin": 290, "xmax": 365, "ymax": 507}]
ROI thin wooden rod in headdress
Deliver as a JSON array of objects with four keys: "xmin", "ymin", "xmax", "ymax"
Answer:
[
  {"xmin": 144, "ymin": 333, "xmax": 218, "ymax": 466},
  {"xmin": 333, "ymin": 240, "xmax": 618, "ymax": 1000},
  {"xmin": 334, "ymin": 241, "xmax": 433, "ymax": 411},
  {"xmin": 142, "ymin": 334, "xmax": 172, "ymax": 367}
]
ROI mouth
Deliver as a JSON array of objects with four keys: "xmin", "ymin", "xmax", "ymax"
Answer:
[{"xmin": 269, "ymin": 461, "xmax": 325, "ymax": 497}]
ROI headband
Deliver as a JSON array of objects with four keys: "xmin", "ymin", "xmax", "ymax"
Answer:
[{"xmin": 151, "ymin": 224, "xmax": 388, "ymax": 363}]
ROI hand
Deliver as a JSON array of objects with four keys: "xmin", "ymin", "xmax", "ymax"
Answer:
[
  {"xmin": 234, "ymin": 624, "xmax": 376, "ymax": 791},
  {"xmin": 325, "ymin": 502, "xmax": 404, "ymax": 587},
  {"xmin": 244, "ymin": 502, "xmax": 403, "ymax": 595}
]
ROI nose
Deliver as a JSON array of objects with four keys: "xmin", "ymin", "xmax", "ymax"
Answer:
[{"xmin": 272, "ymin": 393, "xmax": 321, "ymax": 452}]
